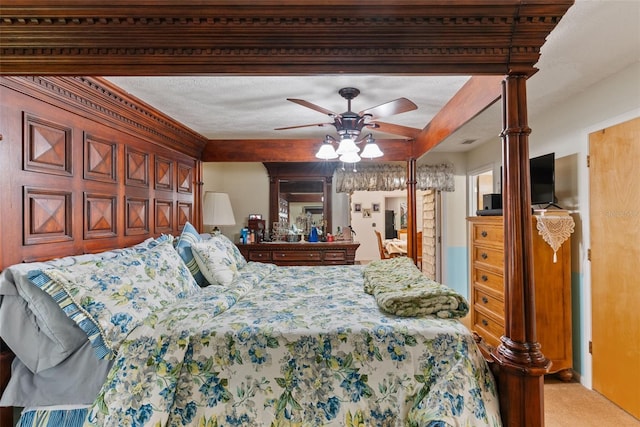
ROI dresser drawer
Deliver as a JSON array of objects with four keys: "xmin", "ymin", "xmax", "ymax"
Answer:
[
  {"xmin": 247, "ymin": 251, "xmax": 271, "ymax": 262},
  {"xmin": 473, "ymin": 310, "xmax": 504, "ymax": 348},
  {"xmin": 473, "ymin": 288, "xmax": 504, "ymax": 320},
  {"xmin": 472, "ymin": 245, "xmax": 504, "ymax": 270},
  {"xmin": 323, "ymin": 250, "xmax": 346, "ymax": 261},
  {"xmin": 471, "ymin": 223, "xmax": 503, "ymax": 248},
  {"xmin": 472, "ymin": 266, "xmax": 504, "ymax": 295},
  {"xmin": 272, "ymin": 251, "xmax": 322, "ymax": 262}
]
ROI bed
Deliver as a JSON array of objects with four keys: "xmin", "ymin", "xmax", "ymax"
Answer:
[
  {"xmin": 1, "ymin": 2, "xmax": 575, "ymax": 425},
  {"xmin": 1, "ymin": 230, "xmax": 500, "ymax": 426}
]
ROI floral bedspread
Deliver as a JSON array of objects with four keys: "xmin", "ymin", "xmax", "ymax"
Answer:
[{"xmin": 85, "ymin": 264, "xmax": 501, "ymax": 427}]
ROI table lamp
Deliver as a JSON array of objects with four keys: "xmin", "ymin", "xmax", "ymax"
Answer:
[{"xmin": 203, "ymin": 191, "xmax": 236, "ymax": 234}]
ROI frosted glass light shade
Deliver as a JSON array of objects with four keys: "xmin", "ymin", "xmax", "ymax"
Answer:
[
  {"xmin": 360, "ymin": 142, "xmax": 384, "ymax": 159},
  {"xmin": 335, "ymin": 138, "xmax": 359, "ymax": 155},
  {"xmin": 315, "ymin": 143, "xmax": 339, "ymax": 159},
  {"xmin": 339, "ymin": 151, "xmax": 361, "ymax": 163},
  {"xmin": 202, "ymin": 192, "xmax": 236, "ymax": 227}
]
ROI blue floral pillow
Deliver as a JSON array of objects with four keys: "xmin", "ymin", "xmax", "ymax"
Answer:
[
  {"xmin": 175, "ymin": 221, "xmax": 208, "ymax": 287},
  {"xmin": 28, "ymin": 238, "xmax": 199, "ymax": 359},
  {"xmin": 209, "ymin": 233, "xmax": 247, "ymax": 269},
  {"xmin": 191, "ymin": 240, "xmax": 240, "ymax": 286}
]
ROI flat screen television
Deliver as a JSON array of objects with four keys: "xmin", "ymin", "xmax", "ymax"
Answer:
[
  {"xmin": 498, "ymin": 152, "xmax": 556, "ymax": 208},
  {"xmin": 529, "ymin": 152, "xmax": 555, "ymax": 206}
]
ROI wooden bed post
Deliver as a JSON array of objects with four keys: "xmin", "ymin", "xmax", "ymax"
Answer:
[
  {"xmin": 493, "ymin": 74, "xmax": 551, "ymax": 426},
  {"xmin": 406, "ymin": 158, "xmax": 418, "ymax": 263}
]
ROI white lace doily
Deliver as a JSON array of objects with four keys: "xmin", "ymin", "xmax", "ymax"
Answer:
[{"xmin": 534, "ymin": 214, "xmax": 575, "ymax": 263}]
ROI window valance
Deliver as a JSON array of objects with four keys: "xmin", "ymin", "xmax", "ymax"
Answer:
[{"xmin": 335, "ymin": 163, "xmax": 455, "ymax": 193}]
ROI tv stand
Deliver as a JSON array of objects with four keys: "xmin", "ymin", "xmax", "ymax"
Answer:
[{"xmin": 540, "ymin": 203, "xmax": 563, "ymax": 210}]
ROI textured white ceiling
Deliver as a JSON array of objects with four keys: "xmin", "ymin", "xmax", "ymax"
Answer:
[{"xmin": 106, "ymin": 0, "xmax": 640, "ymax": 154}]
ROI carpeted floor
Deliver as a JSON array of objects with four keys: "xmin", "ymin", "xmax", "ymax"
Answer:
[
  {"xmin": 458, "ymin": 315, "xmax": 638, "ymax": 426},
  {"xmin": 545, "ymin": 378, "xmax": 639, "ymax": 426}
]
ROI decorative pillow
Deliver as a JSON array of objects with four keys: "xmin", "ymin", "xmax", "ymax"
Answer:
[
  {"xmin": 191, "ymin": 240, "xmax": 241, "ymax": 286},
  {"xmin": 209, "ymin": 233, "xmax": 247, "ymax": 269},
  {"xmin": 27, "ymin": 238, "xmax": 199, "ymax": 359},
  {"xmin": 175, "ymin": 221, "xmax": 208, "ymax": 287},
  {"xmin": 0, "ymin": 235, "xmax": 168, "ymax": 373}
]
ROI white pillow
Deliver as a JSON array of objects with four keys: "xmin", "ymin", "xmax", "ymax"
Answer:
[{"xmin": 191, "ymin": 240, "xmax": 240, "ymax": 286}]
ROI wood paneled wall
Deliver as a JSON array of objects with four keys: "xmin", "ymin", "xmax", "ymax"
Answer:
[{"xmin": 0, "ymin": 77, "xmax": 207, "ymax": 271}]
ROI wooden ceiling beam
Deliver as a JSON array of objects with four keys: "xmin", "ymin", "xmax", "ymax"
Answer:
[
  {"xmin": 413, "ymin": 75, "xmax": 504, "ymax": 157},
  {"xmin": 202, "ymin": 139, "xmax": 412, "ymax": 162}
]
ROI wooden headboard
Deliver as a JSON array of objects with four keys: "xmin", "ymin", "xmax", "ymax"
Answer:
[
  {"xmin": 0, "ymin": 76, "xmax": 209, "ymax": 425},
  {"xmin": 0, "ymin": 76, "xmax": 208, "ymax": 271}
]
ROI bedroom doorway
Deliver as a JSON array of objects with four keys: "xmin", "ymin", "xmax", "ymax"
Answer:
[{"xmin": 589, "ymin": 116, "xmax": 640, "ymax": 420}]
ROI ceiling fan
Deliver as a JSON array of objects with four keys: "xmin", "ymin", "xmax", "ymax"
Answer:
[{"xmin": 275, "ymin": 87, "xmax": 421, "ymax": 140}]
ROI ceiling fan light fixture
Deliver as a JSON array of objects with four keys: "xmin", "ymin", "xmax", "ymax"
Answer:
[{"xmin": 278, "ymin": 87, "xmax": 417, "ymax": 165}]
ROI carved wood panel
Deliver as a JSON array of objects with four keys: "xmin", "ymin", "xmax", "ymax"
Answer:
[
  {"xmin": 154, "ymin": 199, "xmax": 173, "ymax": 234},
  {"xmin": 177, "ymin": 163, "xmax": 192, "ymax": 194},
  {"xmin": 125, "ymin": 197, "xmax": 149, "ymax": 236},
  {"xmin": 23, "ymin": 187, "xmax": 73, "ymax": 245},
  {"xmin": 84, "ymin": 133, "xmax": 117, "ymax": 183},
  {"xmin": 84, "ymin": 193, "xmax": 117, "ymax": 239},
  {"xmin": 155, "ymin": 155, "xmax": 173, "ymax": 191},
  {"xmin": 23, "ymin": 114, "xmax": 72, "ymax": 176},
  {"xmin": 126, "ymin": 147, "xmax": 149, "ymax": 188},
  {"xmin": 177, "ymin": 202, "xmax": 192, "ymax": 231}
]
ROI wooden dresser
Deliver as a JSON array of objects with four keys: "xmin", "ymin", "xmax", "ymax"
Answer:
[
  {"xmin": 237, "ymin": 241, "xmax": 359, "ymax": 266},
  {"xmin": 467, "ymin": 216, "xmax": 573, "ymax": 380}
]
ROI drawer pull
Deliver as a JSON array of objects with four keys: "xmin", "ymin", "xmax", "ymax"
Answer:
[
  {"xmin": 482, "ymin": 319, "xmax": 489, "ymax": 327},
  {"xmin": 481, "ymin": 230, "xmax": 488, "ymax": 237},
  {"xmin": 481, "ymin": 275, "xmax": 488, "ymax": 282},
  {"xmin": 481, "ymin": 252, "xmax": 488, "ymax": 260},
  {"xmin": 482, "ymin": 296, "xmax": 489, "ymax": 304}
]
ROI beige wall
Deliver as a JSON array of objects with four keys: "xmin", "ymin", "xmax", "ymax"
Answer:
[{"xmin": 202, "ymin": 162, "xmax": 269, "ymax": 240}]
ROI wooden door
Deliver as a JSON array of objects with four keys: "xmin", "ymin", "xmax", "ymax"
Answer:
[{"xmin": 589, "ymin": 116, "xmax": 640, "ymax": 419}]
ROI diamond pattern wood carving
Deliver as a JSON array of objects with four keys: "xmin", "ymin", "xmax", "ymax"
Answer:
[
  {"xmin": 24, "ymin": 116, "xmax": 71, "ymax": 176},
  {"xmin": 24, "ymin": 188, "xmax": 72, "ymax": 245}
]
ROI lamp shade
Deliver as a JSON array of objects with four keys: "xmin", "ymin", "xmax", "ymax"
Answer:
[
  {"xmin": 339, "ymin": 151, "xmax": 361, "ymax": 163},
  {"xmin": 335, "ymin": 138, "xmax": 360, "ymax": 155},
  {"xmin": 203, "ymin": 192, "xmax": 236, "ymax": 227},
  {"xmin": 360, "ymin": 142, "xmax": 384, "ymax": 159},
  {"xmin": 315, "ymin": 143, "xmax": 339, "ymax": 159}
]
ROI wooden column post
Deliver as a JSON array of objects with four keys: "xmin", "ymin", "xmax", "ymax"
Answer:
[
  {"xmin": 493, "ymin": 74, "xmax": 550, "ymax": 426},
  {"xmin": 406, "ymin": 158, "xmax": 417, "ymax": 263}
]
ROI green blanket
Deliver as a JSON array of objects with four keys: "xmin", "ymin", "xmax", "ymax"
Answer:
[{"xmin": 363, "ymin": 257, "xmax": 469, "ymax": 318}]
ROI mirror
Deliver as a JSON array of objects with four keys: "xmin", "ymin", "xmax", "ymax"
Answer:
[{"xmin": 264, "ymin": 162, "xmax": 337, "ymax": 240}]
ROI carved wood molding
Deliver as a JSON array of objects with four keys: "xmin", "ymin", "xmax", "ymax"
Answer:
[
  {"xmin": 0, "ymin": 1, "xmax": 574, "ymax": 75},
  {"xmin": 1, "ymin": 76, "xmax": 208, "ymax": 158}
]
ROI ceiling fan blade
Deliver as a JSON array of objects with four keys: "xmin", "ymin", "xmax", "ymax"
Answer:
[
  {"xmin": 287, "ymin": 98, "xmax": 339, "ymax": 116},
  {"xmin": 359, "ymin": 98, "xmax": 418, "ymax": 120},
  {"xmin": 275, "ymin": 122, "xmax": 333, "ymax": 130},
  {"xmin": 369, "ymin": 121, "xmax": 422, "ymax": 138}
]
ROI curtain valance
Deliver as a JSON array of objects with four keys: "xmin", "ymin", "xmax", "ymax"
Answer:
[{"xmin": 335, "ymin": 163, "xmax": 455, "ymax": 193}]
